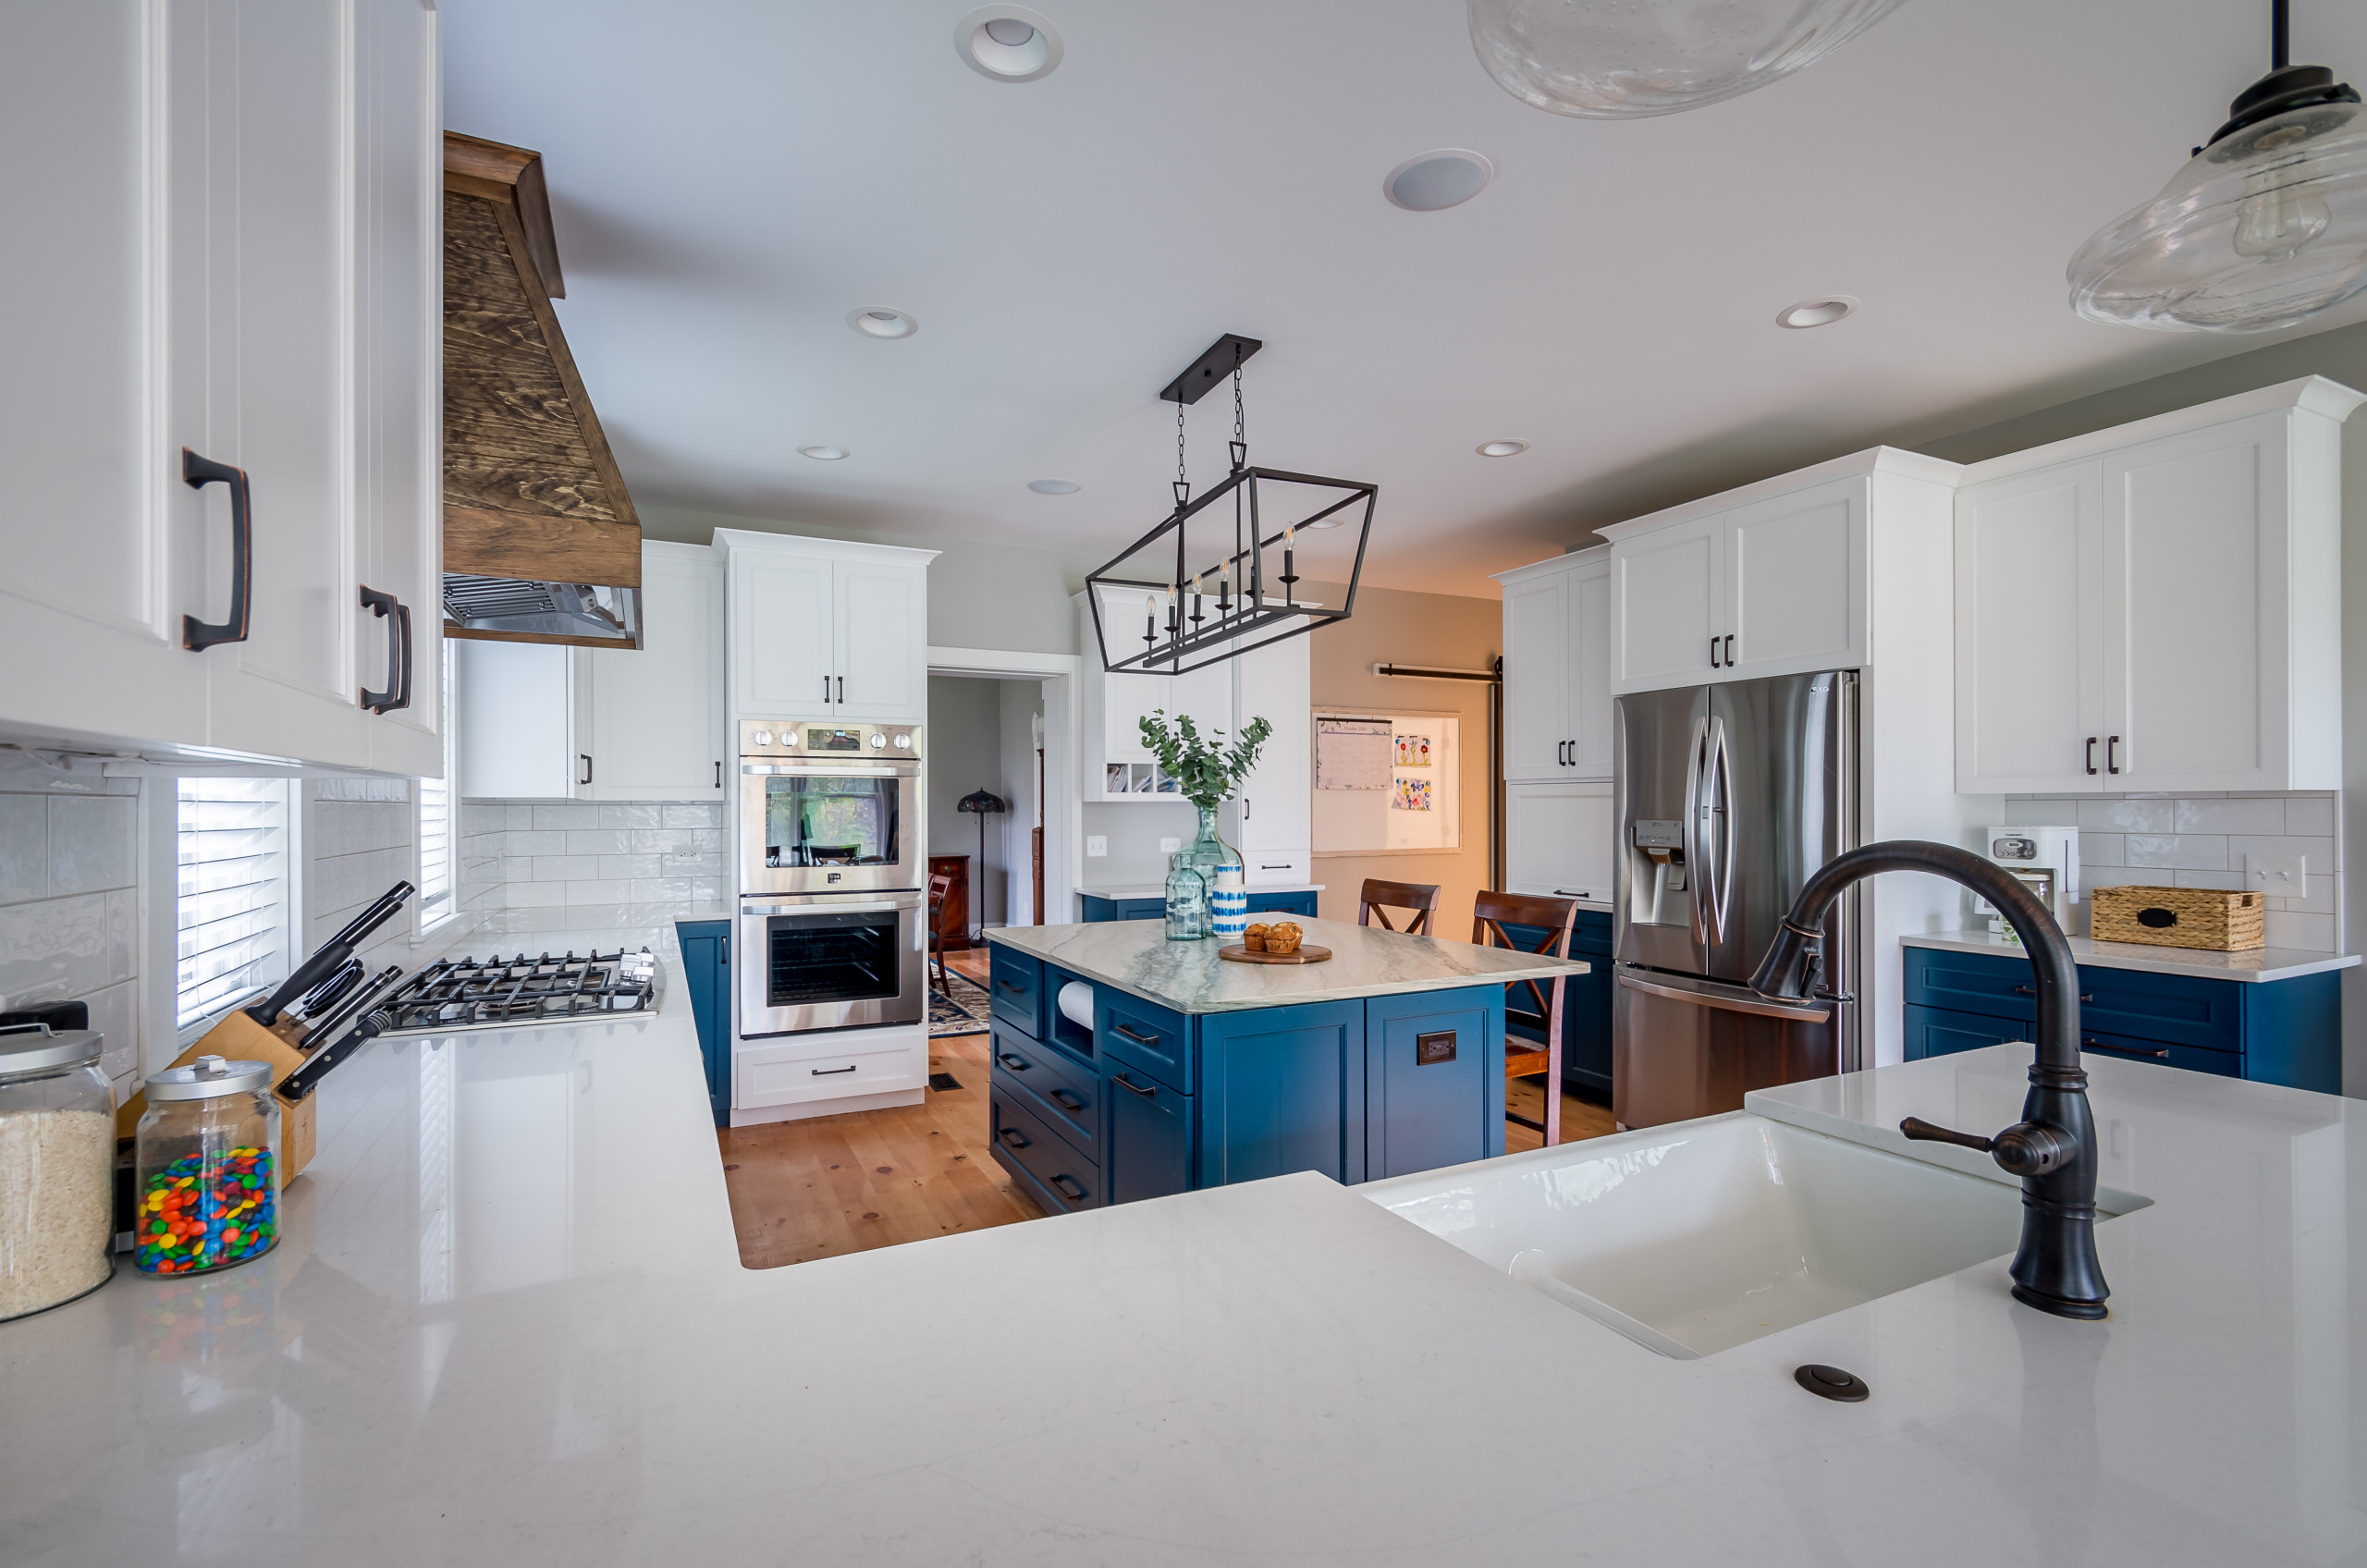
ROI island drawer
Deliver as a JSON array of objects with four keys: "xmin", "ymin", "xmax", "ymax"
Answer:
[
  {"xmin": 990, "ymin": 1090, "xmax": 1101, "ymax": 1212},
  {"xmin": 991, "ymin": 1023, "xmax": 1101, "ymax": 1158},
  {"xmin": 1098, "ymin": 991, "xmax": 1192, "ymax": 1094},
  {"xmin": 988, "ymin": 944, "xmax": 1044, "ymax": 1038}
]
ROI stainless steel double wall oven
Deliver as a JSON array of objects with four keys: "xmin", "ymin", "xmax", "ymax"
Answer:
[{"xmin": 737, "ymin": 719, "xmax": 926, "ymax": 1035}]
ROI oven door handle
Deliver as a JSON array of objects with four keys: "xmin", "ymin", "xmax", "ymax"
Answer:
[
  {"xmin": 740, "ymin": 763, "xmax": 918, "ymax": 778},
  {"xmin": 742, "ymin": 899, "xmax": 922, "ymax": 916}
]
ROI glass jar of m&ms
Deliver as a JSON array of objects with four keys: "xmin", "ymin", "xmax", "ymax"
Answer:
[{"xmin": 134, "ymin": 1056, "xmax": 280, "ymax": 1277}]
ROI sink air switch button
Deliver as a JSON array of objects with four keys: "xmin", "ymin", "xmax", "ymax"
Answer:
[{"xmin": 1795, "ymin": 1365, "xmax": 1870, "ymax": 1403}]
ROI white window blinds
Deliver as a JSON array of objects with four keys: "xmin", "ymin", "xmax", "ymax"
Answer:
[
  {"xmin": 415, "ymin": 638, "xmax": 458, "ymax": 931},
  {"xmin": 176, "ymin": 778, "xmax": 292, "ymax": 1032}
]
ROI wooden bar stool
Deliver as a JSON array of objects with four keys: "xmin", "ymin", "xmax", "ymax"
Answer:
[
  {"xmin": 926, "ymin": 872, "xmax": 954, "ymax": 995},
  {"xmin": 1358, "ymin": 878, "xmax": 1441, "ymax": 936},
  {"xmin": 1473, "ymin": 890, "xmax": 1580, "ymax": 1147}
]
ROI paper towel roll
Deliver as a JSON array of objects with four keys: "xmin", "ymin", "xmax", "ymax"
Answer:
[{"xmin": 1058, "ymin": 980, "xmax": 1095, "ymax": 1031}]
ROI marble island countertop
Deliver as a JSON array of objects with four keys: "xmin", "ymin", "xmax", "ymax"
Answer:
[
  {"xmin": 1076, "ymin": 880, "xmax": 1323, "ymax": 901},
  {"xmin": 1903, "ymin": 926, "xmax": 2361, "ymax": 983},
  {"xmin": 7, "ymin": 916, "xmax": 2365, "ymax": 1563},
  {"xmin": 987, "ymin": 913, "xmax": 1589, "ymax": 1013}
]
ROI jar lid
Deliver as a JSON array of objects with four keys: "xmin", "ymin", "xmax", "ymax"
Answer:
[
  {"xmin": 0, "ymin": 1023, "xmax": 103, "ymax": 1073},
  {"xmin": 146, "ymin": 1055, "xmax": 273, "ymax": 1101}
]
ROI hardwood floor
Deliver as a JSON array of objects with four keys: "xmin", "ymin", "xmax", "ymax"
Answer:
[
  {"xmin": 943, "ymin": 945, "xmax": 989, "ymax": 986},
  {"xmin": 717, "ymin": 1030, "xmax": 1042, "ymax": 1269},
  {"xmin": 1503, "ymin": 1074, "xmax": 1619, "ymax": 1152}
]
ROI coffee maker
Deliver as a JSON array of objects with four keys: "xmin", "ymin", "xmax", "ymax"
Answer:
[{"xmin": 1974, "ymin": 825, "xmax": 2079, "ymax": 938}]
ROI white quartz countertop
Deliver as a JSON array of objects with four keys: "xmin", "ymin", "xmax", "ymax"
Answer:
[
  {"xmin": 7, "ymin": 913, "xmax": 2364, "ymax": 1563},
  {"xmin": 1077, "ymin": 881, "xmax": 1324, "ymax": 900},
  {"xmin": 1903, "ymin": 926, "xmax": 2361, "ymax": 982},
  {"xmin": 987, "ymin": 913, "xmax": 1588, "ymax": 1014}
]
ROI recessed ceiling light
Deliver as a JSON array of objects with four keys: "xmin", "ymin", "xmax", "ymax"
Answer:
[
  {"xmin": 798, "ymin": 445, "xmax": 849, "ymax": 460},
  {"xmin": 1383, "ymin": 149, "xmax": 1495, "ymax": 212},
  {"xmin": 1477, "ymin": 439, "xmax": 1529, "ymax": 457},
  {"xmin": 848, "ymin": 307, "xmax": 918, "ymax": 339},
  {"xmin": 1776, "ymin": 296, "xmax": 1858, "ymax": 329},
  {"xmin": 955, "ymin": 6, "xmax": 1063, "ymax": 82},
  {"xmin": 1029, "ymin": 478, "xmax": 1080, "ymax": 495}
]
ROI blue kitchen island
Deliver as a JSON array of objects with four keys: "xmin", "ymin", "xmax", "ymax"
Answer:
[{"xmin": 984, "ymin": 915, "xmax": 1591, "ymax": 1214}]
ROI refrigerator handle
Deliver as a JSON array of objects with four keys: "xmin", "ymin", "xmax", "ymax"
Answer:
[
  {"xmin": 1711, "ymin": 716, "xmax": 1737, "ymax": 946},
  {"xmin": 1682, "ymin": 714, "xmax": 1711, "ymax": 947}
]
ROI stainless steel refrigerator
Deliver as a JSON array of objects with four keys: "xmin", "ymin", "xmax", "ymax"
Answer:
[{"xmin": 1612, "ymin": 670, "xmax": 1859, "ymax": 1129}]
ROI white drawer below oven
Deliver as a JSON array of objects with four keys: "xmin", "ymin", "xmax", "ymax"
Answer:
[{"xmin": 735, "ymin": 1025, "xmax": 926, "ymax": 1109}]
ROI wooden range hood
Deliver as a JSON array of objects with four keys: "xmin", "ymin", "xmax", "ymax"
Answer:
[{"xmin": 442, "ymin": 131, "xmax": 642, "ymax": 649}]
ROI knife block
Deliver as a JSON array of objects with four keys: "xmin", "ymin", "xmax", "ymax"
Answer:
[{"xmin": 112, "ymin": 1011, "xmax": 319, "ymax": 1180}]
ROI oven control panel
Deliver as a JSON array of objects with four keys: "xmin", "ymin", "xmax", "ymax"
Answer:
[{"xmin": 740, "ymin": 719, "xmax": 922, "ymax": 759}]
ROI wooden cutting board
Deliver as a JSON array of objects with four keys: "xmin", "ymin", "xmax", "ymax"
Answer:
[{"xmin": 1218, "ymin": 944, "xmax": 1332, "ymax": 964}]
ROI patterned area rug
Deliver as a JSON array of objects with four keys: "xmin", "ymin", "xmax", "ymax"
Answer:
[{"xmin": 928, "ymin": 972, "xmax": 993, "ymax": 1036}]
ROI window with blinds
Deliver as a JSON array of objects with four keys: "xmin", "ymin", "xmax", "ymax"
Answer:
[
  {"xmin": 416, "ymin": 638, "xmax": 458, "ymax": 931},
  {"xmin": 176, "ymin": 778, "xmax": 293, "ymax": 1032}
]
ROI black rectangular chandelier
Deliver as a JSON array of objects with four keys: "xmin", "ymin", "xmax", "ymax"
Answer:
[{"xmin": 1085, "ymin": 334, "xmax": 1377, "ymax": 677}]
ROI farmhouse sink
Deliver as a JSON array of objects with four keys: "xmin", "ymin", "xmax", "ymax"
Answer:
[{"xmin": 1361, "ymin": 1111, "xmax": 2136, "ymax": 1358}]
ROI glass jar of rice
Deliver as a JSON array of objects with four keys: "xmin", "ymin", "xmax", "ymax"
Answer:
[{"xmin": 0, "ymin": 1024, "xmax": 117, "ymax": 1320}]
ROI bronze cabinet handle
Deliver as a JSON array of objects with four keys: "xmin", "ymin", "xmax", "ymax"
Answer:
[
  {"xmin": 1113, "ymin": 1073, "xmax": 1156, "ymax": 1097},
  {"xmin": 181, "ymin": 449, "xmax": 251, "ymax": 650},
  {"xmin": 998, "ymin": 1126, "xmax": 1028, "ymax": 1148}
]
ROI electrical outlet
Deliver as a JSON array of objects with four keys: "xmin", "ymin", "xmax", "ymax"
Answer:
[
  {"xmin": 2244, "ymin": 854, "xmax": 2305, "ymax": 894},
  {"xmin": 1159, "ymin": 837, "xmax": 1180, "ymax": 853},
  {"xmin": 1085, "ymin": 835, "xmax": 1108, "ymax": 857}
]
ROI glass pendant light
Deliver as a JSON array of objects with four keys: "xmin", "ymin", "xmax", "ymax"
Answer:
[
  {"xmin": 1466, "ymin": 0, "xmax": 1905, "ymax": 119},
  {"xmin": 2068, "ymin": 1, "xmax": 2367, "ymax": 333}
]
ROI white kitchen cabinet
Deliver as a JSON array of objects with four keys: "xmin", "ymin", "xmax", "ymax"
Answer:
[
  {"xmin": 1612, "ymin": 515, "xmax": 1723, "ymax": 692},
  {"xmin": 0, "ymin": 0, "xmax": 440, "ymax": 776},
  {"xmin": 1495, "ymin": 545, "xmax": 1612, "ymax": 781},
  {"xmin": 461, "ymin": 544, "xmax": 727, "ymax": 802},
  {"xmin": 1073, "ymin": 590, "xmax": 1300, "ymax": 808},
  {"xmin": 1722, "ymin": 477, "xmax": 1862, "ymax": 680},
  {"xmin": 1232, "ymin": 634, "xmax": 1312, "ymax": 883},
  {"xmin": 1503, "ymin": 780, "xmax": 1614, "ymax": 903},
  {"xmin": 720, "ymin": 532, "xmax": 934, "ymax": 723},
  {"xmin": 1953, "ymin": 380, "xmax": 2358, "ymax": 794}
]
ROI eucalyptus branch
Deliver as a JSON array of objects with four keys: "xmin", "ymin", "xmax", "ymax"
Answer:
[{"xmin": 1137, "ymin": 710, "xmax": 1273, "ymax": 811}]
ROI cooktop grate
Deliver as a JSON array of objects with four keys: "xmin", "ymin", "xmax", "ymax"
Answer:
[{"xmin": 376, "ymin": 949, "xmax": 659, "ymax": 1035}]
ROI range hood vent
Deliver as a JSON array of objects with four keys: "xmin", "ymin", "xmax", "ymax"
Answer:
[{"xmin": 442, "ymin": 132, "xmax": 644, "ymax": 650}]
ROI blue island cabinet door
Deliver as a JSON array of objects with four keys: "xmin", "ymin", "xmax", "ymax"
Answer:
[
  {"xmin": 1196, "ymin": 1000, "xmax": 1367, "ymax": 1188},
  {"xmin": 1367, "ymin": 988, "xmax": 1507, "ymax": 1179},
  {"xmin": 1105, "ymin": 1055, "xmax": 1190, "ymax": 1204},
  {"xmin": 675, "ymin": 920, "xmax": 732, "ymax": 1126}
]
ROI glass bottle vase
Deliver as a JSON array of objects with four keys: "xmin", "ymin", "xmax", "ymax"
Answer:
[
  {"xmin": 1177, "ymin": 804, "xmax": 1243, "ymax": 930},
  {"xmin": 1163, "ymin": 856, "xmax": 1208, "ymax": 941}
]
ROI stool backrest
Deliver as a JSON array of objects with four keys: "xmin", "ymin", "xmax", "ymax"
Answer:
[
  {"xmin": 1358, "ymin": 877, "xmax": 1441, "ymax": 936},
  {"xmin": 1472, "ymin": 890, "xmax": 1579, "ymax": 1022}
]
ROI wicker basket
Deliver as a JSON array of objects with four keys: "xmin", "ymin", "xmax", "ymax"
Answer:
[{"xmin": 2091, "ymin": 885, "xmax": 2265, "ymax": 951}]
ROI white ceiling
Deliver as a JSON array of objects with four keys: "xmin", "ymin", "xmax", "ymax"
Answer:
[{"xmin": 444, "ymin": 0, "xmax": 2367, "ymax": 597}]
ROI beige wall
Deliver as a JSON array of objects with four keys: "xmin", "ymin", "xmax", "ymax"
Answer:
[{"xmin": 1301, "ymin": 581, "xmax": 1500, "ymax": 932}]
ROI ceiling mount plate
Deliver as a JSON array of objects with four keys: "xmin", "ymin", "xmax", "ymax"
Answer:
[{"xmin": 1159, "ymin": 334, "xmax": 1264, "ymax": 404}]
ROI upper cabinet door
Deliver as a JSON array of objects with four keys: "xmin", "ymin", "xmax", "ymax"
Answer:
[
  {"xmin": 1567, "ymin": 551, "xmax": 1614, "ymax": 777},
  {"xmin": 833, "ymin": 558, "xmax": 927, "ymax": 722},
  {"xmin": 1502, "ymin": 780, "xmax": 1614, "ymax": 902},
  {"xmin": 1233, "ymin": 635, "xmax": 1311, "ymax": 855},
  {"xmin": 734, "ymin": 549, "xmax": 834, "ymax": 716},
  {"xmin": 197, "ymin": 0, "xmax": 371, "ymax": 768},
  {"xmin": 1723, "ymin": 477, "xmax": 1865, "ymax": 680},
  {"xmin": 357, "ymin": 0, "xmax": 442, "ymax": 778},
  {"xmin": 1953, "ymin": 460, "xmax": 2105, "ymax": 794},
  {"xmin": 1612, "ymin": 515, "xmax": 1723, "ymax": 692},
  {"xmin": 1500, "ymin": 569, "xmax": 1571, "ymax": 781},
  {"xmin": 589, "ymin": 545, "xmax": 725, "ymax": 800},
  {"xmin": 2103, "ymin": 413, "xmax": 2295, "ymax": 790},
  {"xmin": 0, "ymin": 1, "xmax": 211, "ymax": 751}
]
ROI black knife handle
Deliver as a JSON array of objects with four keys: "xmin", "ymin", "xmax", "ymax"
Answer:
[{"xmin": 281, "ymin": 1008, "xmax": 395, "ymax": 1102}]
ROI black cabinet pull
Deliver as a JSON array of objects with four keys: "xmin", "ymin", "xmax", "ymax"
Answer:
[
  {"xmin": 2082, "ymin": 1038, "xmax": 2166, "ymax": 1060},
  {"xmin": 1049, "ymin": 1088, "xmax": 1084, "ymax": 1111},
  {"xmin": 2012, "ymin": 986, "xmax": 2093, "ymax": 1002},
  {"xmin": 1113, "ymin": 1072, "xmax": 1156, "ymax": 1097},
  {"xmin": 715, "ymin": 761, "xmax": 722, "ymax": 789},
  {"xmin": 998, "ymin": 1126, "xmax": 1029, "ymax": 1148},
  {"xmin": 1113, "ymin": 1023, "xmax": 1159, "ymax": 1047},
  {"xmin": 1724, "ymin": 633, "xmax": 1735, "ymax": 665},
  {"xmin": 836, "ymin": 676, "xmax": 844, "ymax": 704},
  {"xmin": 812, "ymin": 1063, "xmax": 859, "ymax": 1076},
  {"xmin": 2085, "ymin": 737, "xmax": 2098, "ymax": 775},
  {"xmin": 997, "ymin": 977, "xmax": 1023, "ymax": 992},
  {"xmin": 579, "ymin": 753, "xmax": 593, "ymax": 787},
  {"xmin": 1050, "ymin": 1173, "xmax": 1085, "ymax": 1200},
  {"xmin": 997, "ymin": 1052, "xmax": 1028, "ymax": 1071},
  {"xmin": 1709, "ymin": 636, "xmax": 1721, "ymax": 668},
  {"xmin": 180, "ymin": 448, "xmax": 252, "ymax": 650},
  {"xmin": 358, "ymin": 586, "xmax": 411, "ymax": 713},
  {"xmin": 822, "ymin": 674, "xmax": 830, "ymax": 704},
  {"xmin": 719, "ymin": 936, "xmax": 727, "ymax": 966},
  {"xmin": 2106, "ymin": 734, "xmax": 2120, "ymax": 774}
]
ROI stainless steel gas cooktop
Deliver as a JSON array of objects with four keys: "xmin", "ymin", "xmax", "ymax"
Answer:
[{"xmin": 376, "ymin": 949, "xmax": 659, "ymax": 1035}]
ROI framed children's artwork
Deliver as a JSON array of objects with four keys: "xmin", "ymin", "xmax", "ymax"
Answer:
[
  {"xmin": 1394, "ymin": 735, "xmax": 1430, "ymax": 768},
  {"xmin": 1392, "ymin": 777, "xmax": 1433, "ymax": 812}
]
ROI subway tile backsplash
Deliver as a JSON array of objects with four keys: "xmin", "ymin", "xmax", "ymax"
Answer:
[
  {"xmin": 2004, "ymin": 790, "xmax": 2341, "ymax": 951},
  {"xmin": 0, "ymin": 783, "xmax": 143, "ymax": 1097},
  {"xmin": 461, "ymin": 800, "xmax": 726, "ymax": 934}
]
